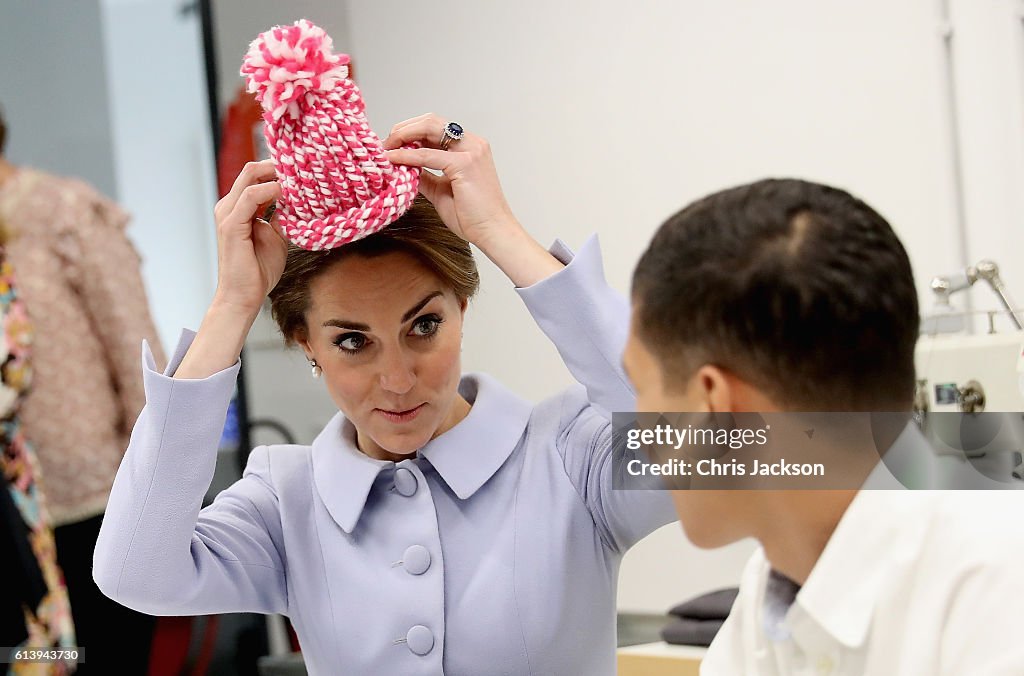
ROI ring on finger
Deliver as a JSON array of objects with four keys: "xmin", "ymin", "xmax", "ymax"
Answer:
[{"xmin": 439, "ymin": 121, "xmax": 465, "ymax": 151}]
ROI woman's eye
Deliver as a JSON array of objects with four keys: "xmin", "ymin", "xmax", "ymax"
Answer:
[
  {"xmin": 411, "ymin": 315, "xmax": 443, "ymax": 337},
  {"xmin": 334, "ymin": 333, "xmax": 366, "ymax": 352}
]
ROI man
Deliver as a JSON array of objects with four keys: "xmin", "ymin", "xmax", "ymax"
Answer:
[{"xmin": 623, "ymin": 178, "xmax": 1024, "ymax": 674}]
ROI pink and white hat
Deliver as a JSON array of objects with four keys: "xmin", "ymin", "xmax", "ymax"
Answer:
[{"xmin": 241, "ymin": 19, "xmax": 419, "ymax": 251}]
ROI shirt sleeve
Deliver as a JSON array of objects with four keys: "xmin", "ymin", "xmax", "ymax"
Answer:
[
  {"xmin": 517, "ymin": 236, "xmax": 677, "ymax": 552},
  {"xmin": 93, "ymin": 331, "xmax": 287, "ymax": 616},
  {"xmin": 54, "ymin": 186, "xmax": 167, "ymax": 441}
]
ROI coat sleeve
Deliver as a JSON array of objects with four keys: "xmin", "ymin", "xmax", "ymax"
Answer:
[
  {"xmin": 516, "ymin": 236, "xmax": 677, "ymax": 552},
  {"xmin": 515, "ymin": 236, "xmax": 633, "ymax": 419},
  {"xmin": 93, "ymin": 331, "xmax": 287, "ymax": 616}
]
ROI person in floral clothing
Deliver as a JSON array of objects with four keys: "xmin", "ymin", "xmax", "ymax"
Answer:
[{"xmin": 0, "ymin": 241, "xmax": 76, "ymax": 675}]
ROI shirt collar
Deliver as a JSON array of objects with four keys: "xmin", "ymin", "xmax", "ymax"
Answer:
[
  {"xmin": 311, "ymin": 372, "xmax": 533, "ymax": 533},
  {"xmin": 787, "ymin": 424, "xmax": 937, "ymax": 648}
]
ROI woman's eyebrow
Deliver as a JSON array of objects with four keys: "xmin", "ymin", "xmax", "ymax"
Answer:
[
  {"xmin": 401, "ymin": 291, "xmax": 443, "ymax": 322},
  {"xmin": 321, "ymin": 291, "xmax": 444, "ymax": 331},
  {"xmin": 322, "ymin": 319, "xmax": 370, "ymax": 331}
]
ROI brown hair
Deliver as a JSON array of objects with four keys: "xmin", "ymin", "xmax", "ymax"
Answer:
[{"xmin": 269, "ymin": 195, "xmax": 479, "ymax": 346}]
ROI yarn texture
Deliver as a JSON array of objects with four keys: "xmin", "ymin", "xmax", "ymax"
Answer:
[{"xmin": 241, "ymin": 19, "xmax": 419, "ymax": 250}]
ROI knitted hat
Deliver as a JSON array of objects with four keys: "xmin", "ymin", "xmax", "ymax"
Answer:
[{"xmin": 241, "ymin": 20, "xmax": 419, "ymax": 251}]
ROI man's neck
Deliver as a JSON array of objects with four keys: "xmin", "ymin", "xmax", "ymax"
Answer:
[{"xmin": 756, "ymin": 489, "xmax": 858, "ymax": 585}]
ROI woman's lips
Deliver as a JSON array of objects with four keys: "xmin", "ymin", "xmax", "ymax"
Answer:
[{"xmin": 375, "ymin": 403, "xmax": 426, "ymax": 423}]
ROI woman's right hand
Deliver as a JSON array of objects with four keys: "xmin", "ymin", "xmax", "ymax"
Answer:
[
  {"xmin": 211, "ymin": 160, "xmax": 286, "ymax": 316},
  {"xmin": 174, "ymin": 161, "xmax": 286, "ymax": 379}
]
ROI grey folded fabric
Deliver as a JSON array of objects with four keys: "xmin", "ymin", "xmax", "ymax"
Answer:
[
  {"xmin": 660, "ymin": 616, "xmax": 724, "ymax": 647},
  {"xmin": 668, "ymin": 587, "xmax": 739, "ymax": 621}
]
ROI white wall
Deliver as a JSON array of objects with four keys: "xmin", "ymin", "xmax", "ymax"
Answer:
[
  {"xmin": 1, "ymin": 0, "xmax": 216, "ymax": 359},
  {"xmin": 946, "ymin": 0, "xmax": 1024, "ymax": 326},
  {"xmin": 0, "ymin": 1, "xmax": 118, "ymax": 202},
  {"xmin": 99, "ymin": 0, "xmax": 220, "ymax": 353},
  {"xmin": 212, "ymin": 0, "xmax": 353, "ymax": 112},
  {"xmin": 340, "ymin": 0, "xmax": 1024, "ymax": 612}
]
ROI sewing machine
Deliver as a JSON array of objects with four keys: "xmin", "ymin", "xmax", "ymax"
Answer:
[{"xmin": 915, "ymin": 260, "xmax": 1024, "ymax": 483}]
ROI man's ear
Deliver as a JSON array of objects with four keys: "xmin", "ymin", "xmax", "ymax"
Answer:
[{"xmin": 693, "ymin": 364, "xmax": 734, "ymax": 413}]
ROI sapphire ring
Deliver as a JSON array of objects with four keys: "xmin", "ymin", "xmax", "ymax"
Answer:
[{"xmin": 439, "ymin": 121, "xmax": 465, "ymax": 151}]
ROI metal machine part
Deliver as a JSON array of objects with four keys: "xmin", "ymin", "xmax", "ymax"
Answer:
[
  {"xmin": 915, "ymin": 378, "xmax": 986, "ymax": 415},
  {"xmin": 914, "ymin": 333, "xmax": 1024, "ymax": 482},
  {"xmin": 929, "ymin": 259, "xmax": 1023, "ymax": 332},
  {"xmin": 957, "ymin": 379, "xmax": 986, "ymax": 413}
]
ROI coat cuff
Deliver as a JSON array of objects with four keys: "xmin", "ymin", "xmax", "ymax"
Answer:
[
  {"xmin": 140, "ymin": 329, "xmax": 241, "ymax": 409},
  {"xmin": 514, "ymin": 234, "xmax": 606, "ymax": 302},
  {"xmin": 514, "ymin": 234, "xmax": 635, "ymax": 416}
]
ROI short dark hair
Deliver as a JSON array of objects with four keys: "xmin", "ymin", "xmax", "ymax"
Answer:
[
  {"xmin": 632, "ymin": 178, "xmax": 919, "ymax": 411},
  {"xmin": 0, "ymin": 106, "xmax": 6, "ymax": 155}
]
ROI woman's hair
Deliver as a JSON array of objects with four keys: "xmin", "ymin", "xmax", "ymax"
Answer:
[{"xmin": 269, "ymin": 195, "xmax": 479, "ymax": 346}]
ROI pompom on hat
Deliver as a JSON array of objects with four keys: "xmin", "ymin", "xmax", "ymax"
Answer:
[{"xmin": 241, "ymin": 19, "xmax": 419, "ymax": 251}]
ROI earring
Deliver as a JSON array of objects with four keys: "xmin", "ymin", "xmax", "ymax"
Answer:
[{"xmin": 309, "ymin": 358, "xmax": 322, "ymax": 379}]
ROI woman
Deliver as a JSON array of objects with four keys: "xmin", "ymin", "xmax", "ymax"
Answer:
[{"xmin": 93, "ymin": 113, "xmax": 675, "ymax": 674}]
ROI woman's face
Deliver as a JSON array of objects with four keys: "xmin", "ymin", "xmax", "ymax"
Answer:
[{"xmin": 298, "ymin": 251, "xmax": 468, "ymax": 460}]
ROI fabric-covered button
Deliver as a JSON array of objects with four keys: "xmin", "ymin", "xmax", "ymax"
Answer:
[
  {"xmin": 402, "ymin": 545, "xmax": 431, "ymax": 575},
  {"xmin": 406, "ymin": 625, "xmax": 434, "ymax": 655},
  {"xmin": 394, "ymin": 467, "xmax": 418, "ymax": 496}
]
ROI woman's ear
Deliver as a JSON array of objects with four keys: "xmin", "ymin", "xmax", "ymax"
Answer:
[{"xmin": 294, "ymin": 329, "xmax": 313, "ymax": 361}]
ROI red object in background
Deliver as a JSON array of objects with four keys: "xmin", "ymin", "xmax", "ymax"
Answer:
[
  {"xmin": 216, "ymin": 58, "xmax": 357, "ymax": 197},
  {"xmin": 217, "ymin": 87, "xmax": 266, "ymax": 197}
]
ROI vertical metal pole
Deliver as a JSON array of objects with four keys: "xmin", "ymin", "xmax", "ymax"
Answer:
[
  {"xmin": 196, "ymin": 0, "xmax": 253, "ymax": 465},
  {"xmin": 936, "ymin": 0, "xmax": 975, "ymax": 323}
]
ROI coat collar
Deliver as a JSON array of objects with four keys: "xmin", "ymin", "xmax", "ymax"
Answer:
[{"xmin": 311, "ymin": 372, "xmax": 533, "ymax": 533}]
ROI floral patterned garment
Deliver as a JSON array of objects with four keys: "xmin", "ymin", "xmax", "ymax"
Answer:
[{"xmin": 0, "ymin": 254, "xmax": 76, "ymax": 675}]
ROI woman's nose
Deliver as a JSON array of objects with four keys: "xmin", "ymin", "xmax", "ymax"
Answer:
[{"xmin": 379, "ymin": 349, "xmax": 416, "ymax": 394}]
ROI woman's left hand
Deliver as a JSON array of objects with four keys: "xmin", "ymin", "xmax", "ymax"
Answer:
[{"xmin": 382, "ymin": 114, "xmax": 516, "ymax": 247}]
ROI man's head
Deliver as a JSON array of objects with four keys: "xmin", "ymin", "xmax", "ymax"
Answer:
[
  {"xmin": 624, "ymin": 179, "xmax": 919, "ymax": 549},
  {"xmin": 626, "ymin": 178, "xmax": 918, "ymax": 416}
]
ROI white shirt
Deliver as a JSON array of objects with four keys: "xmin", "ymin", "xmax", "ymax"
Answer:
[{"xmin": 702, "ymin": 427, "xmax": 1024, "ymax": 675}]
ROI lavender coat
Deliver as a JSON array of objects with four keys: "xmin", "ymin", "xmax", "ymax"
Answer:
[{"xmin": 93, "ymin": 236, "xmax": 676, "ymax": 675}]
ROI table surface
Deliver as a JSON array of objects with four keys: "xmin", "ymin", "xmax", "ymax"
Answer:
[{"xmin": 617, "ymin": 642, "xmax": 707, "ymax": 676}]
